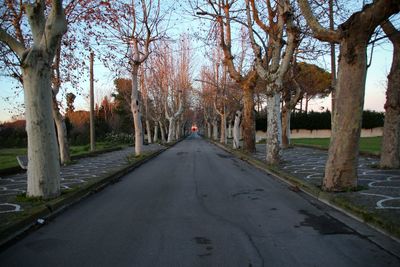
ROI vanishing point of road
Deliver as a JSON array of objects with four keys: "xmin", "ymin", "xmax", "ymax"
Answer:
[{"xmin": 0, "ymin": 134, "xmax": 399, "ymax": 266}]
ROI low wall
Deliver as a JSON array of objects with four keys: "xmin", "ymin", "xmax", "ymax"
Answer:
[{"xmin": 255, "ymin": 127, "xmax": 383, "ymax": 142}]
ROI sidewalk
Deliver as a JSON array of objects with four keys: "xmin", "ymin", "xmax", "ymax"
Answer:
[
  {"xmin": 217, "ymin": 140, "xmax": 400, "ymax": 240},
  {"xmin": 0, "ymin": 143, "xmax": 166, "ymax": 244}
]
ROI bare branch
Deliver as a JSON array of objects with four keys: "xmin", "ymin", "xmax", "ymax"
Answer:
[
  {"xmin": 297, "ymin": 0, "xmax": 340, "ymax": 43},
  {"xmin": 381, "ymin": 19, "xmax": 400, "ymax": 43},
  {"xmin": 25, "ymin": 0, "xmax": 46, "ymax": 45},
  {"xmin": 0, "ymin": 28, "xmax": 25, "ymax": 58}
]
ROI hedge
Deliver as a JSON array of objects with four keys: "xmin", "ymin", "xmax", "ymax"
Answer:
[{"xmin": 255, "ymin": 110, "xmax": 384, "ymax": 131}]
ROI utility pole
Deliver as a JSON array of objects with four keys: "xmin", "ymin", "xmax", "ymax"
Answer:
[{"xmin": 89, "ymin": 51, "xmax": 95, "ymax": 151}]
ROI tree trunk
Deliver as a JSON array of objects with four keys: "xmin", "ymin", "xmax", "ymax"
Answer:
[
  {"xmin": 305, "ymin": 94, "xmax": 309, "ymax": 114},
  {"xmin": 131, "ymin": 66, "xmax": 143, "ymax": 155},
  {"xmin": 24, "ymin": 60, "xmax": 60, "ymax": 198},
  {"xmin": 266, "ymin": 91, "xmax": 282, "ymax": 165},
  {"xmin": 167, "ymin": 118, "xmax": 175, "ymax": 142},
  {"xmin": 329, "ymin": 0, "xmax": 337, "ymax": 118},
  {"xmin": 281, "ymin": 104, "xmax": 291, "ymax": 149},
  {"xmin": 207, "ymin": 122, "xmax": 212, "ymax": 138},
  {"xmin": 146, "ymin": 119, "xmax": 152, "ymax": 144},
  {"xmin": 153, "ymin": 122, "xmax": 159, "ymax": 143},
  {"xmin": 212, "ymin": 119, "xmax": 219, "ymax": 140},
  {"xmin": 228, "ymin": 121, "xmax": 233, "ymax": 139},
  {"xmin": 159, "ymin": 121, "xmax": 166, "ymax": 143},
  {"xmin": 175, "ymin": 119, "xmax": 180, "ymax": 140},
  {"xmin": 233, "ymin": 111, "xmax": 241, "ymax": 149},
  {"xmin": 380, "ymin": 25, "xmax": 400, "ymax": 168},
  {"xmin": 299, "ymin": 98, "xmax": 303, "ymax": 113},
  {"xmin": 219, "ymin": 111, "xmax": 227, "ymax": 144},
  {"xmin": 164, "ymin": 123, "xmax": 169, "ymax": 140},
  {"xmin": 323, "ymin": 39, "xmax": 368, "ymax": 191},
  {"xmin": 52, "ymin": 95, "xmax": 70, "ymax": 165},
  {"xmin": 242, "ymin": 84, "xmax": 256, "ymax": 152}
]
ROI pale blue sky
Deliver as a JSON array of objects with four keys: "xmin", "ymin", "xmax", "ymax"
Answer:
[{"xmin": 0, "ymin": 38, "xmax": 391, "ymax": 122}]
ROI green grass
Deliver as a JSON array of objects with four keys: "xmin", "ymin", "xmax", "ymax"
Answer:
[
  {"xmin": 0, "ymin": 141, "xmax": 129, "ymax": 171},
  {"xmin": 291, "ymin": 136, "xmax": 382, "ymax": 154},
  {"xmin": 0, "ymin": 148, "xmax": 27, "ymax": 169}
]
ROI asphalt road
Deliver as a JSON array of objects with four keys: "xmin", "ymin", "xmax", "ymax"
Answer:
[{"xmin": 0, "ymin": 134, "xmax": 399, "ymax": 267}]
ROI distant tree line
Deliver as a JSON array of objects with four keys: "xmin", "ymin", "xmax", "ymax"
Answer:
[{"xmin": 256, "ymin": 110, "xmax": 384, "ymax": 131}]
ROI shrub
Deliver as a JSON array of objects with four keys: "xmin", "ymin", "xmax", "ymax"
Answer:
[
  {"xmin": 104, "ymin": 132, "xmax": 134, "ymax": 144},
  {"xmin": 0, "ymin": 120, "xmax": 27, "ymax": 148},
  {"xmin": 255, "ymin": 110, "xmax": 384, "ymax": 131}
]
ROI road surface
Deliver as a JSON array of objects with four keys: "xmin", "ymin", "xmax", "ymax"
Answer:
[{"xmin": 0, "ymin": 134, "xmax": 399, "ymax": 266}]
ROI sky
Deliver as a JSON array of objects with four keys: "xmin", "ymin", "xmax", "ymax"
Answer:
[
  {"xmin": 0, "ymin": 1, "xmax": 394, "ymax": 123},
  {"xmin": 307, "ymin": 41, "xmax": 391, "ymax": 113},
  {"xmin": 0, "ymin": 38, "xmax": 391, "ymax": 123}
]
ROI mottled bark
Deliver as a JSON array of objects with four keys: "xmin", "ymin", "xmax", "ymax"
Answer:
[
  {"xmin": 380, "ymin": 21, "xmax": 400, "ymax": 168},
  {"xmin": 25, "ymin": 56, "xmax": 61, "ymax": 198},
  {"xmin": 146, "ymin": 119, "xmax": 152, "ymax": 144},
  {"xmin": 216, "ymin": 105, "xmax": 227, "ymax": 144},
  {"xmin": 281, "ymin": 107, "xmax": 291, "ymax": 148},
  {"xmin": 131, "ymin": 65, "xmax": 143, "ymax": 155},
  {"xmin": 266, "ymin": 92, "xmax": 282, "ymax": 165},
  {"xmin": 220, "ymin": 112, "xmax": 227, "ymax": 144},
  {"xmin": 323, "ymin": 38, "xmax": 368, "ymax": 190},
  {"xmin": 167, "ymin": 118, "xmax": 176, "ymax": 143},
  {"xmin": 166, "ymin": 93, "xmax": 183, "ymax": 143},
  {"xmin": 233, "ymin": 110, "xmax": 242, "ymax": 149},
  {"xmin": 153, "ymin": 122, "xmax": 159, "ymax": 143},
  {"xmin": 52, "ymin": 94, "xmax": 70, "ymax": 165},
  {"xmin": 159, "ymin": 121, "xmax": 166, "ymax": 143},
  {"xmin": 212, "ymin": 119, "xmax": 219, "ymax": 141},
  {"xmin": 175, "ymin": 119, "xmax": 180, "ymax": 140},
  {"xmin": 207, "ymin": 122, "xmax": 212, "ymax": 138},
  {"xmin": 228, "ymin": 120, "xmax": 233, "ymax": 139},
  {"xmin": 242, "ymin": 84, "xmax": 256, "ymax": 152}
]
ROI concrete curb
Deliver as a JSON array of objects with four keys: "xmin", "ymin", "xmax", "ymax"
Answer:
[
  {"xmin": 0, "ymin": 138, "xmax": 186, "ymax": 249},
  {"xmin": 208, "ymin": 139, "xmax": 400, "ymax": 245}
]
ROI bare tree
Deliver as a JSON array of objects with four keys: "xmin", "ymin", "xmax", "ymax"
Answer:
[
  {"xmin": 245, "ymin": 0, "xmax": 300, "ymax": 164},
  {"xmin": 281, "ymin": 67, "xmax": 302, "ymax": 148},
  {"xmin": 298, "ymin": 0, "xmax": 400, "ymax": 191},
  {"xmin": 102, "ymin": 0, "xmax": 165, "ymax": 155},
  {"xmin": 141, "ymin": 67, "xmax": 153, "ymax": 144},
  {"xmin": 196, "ymin": 1, "xmax": 259, "ymax": 152},
  {"xmin": 380, "ymin": 20, "xmax": 400, "ymax": 168},
  {"xmin": 165, "ymin": 38, "xmax": 191, "ymax": 143},
  {"xmin": 0, "ymin": 0, "xmax": 67, "ymax": 198},
  {"xmin": 0, "ymin": 0, "xmax": 99, "ymax": 165}
]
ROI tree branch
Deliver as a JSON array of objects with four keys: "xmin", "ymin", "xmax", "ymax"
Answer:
[
  {"xmin": 43, "ymin": 0, "xmax": 67, "ymax": 59},
  {"xmin": 25, "ymin": 0, "xmax": 46, "ymax": 45},
  {"xmin": 381, "ymin": 19, "xmax": 400, "ymax": 44},
  {"xmin": 297, "ymin": 0, "xmax": 340, "ymax": 43},
  {"xmin": 0, "ymin": 28, "xmax": 25, "ymax": 58},
  {"xmin": 245, "ymin": 0, "xmax": 267, "ymax": 79}
]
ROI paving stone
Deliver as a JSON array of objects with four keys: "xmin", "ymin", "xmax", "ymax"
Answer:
[{"xmin": 254, "ymin": 144, "xmax": 400, "ymax": 215}]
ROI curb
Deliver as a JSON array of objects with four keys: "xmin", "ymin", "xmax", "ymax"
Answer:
[
  {"xmin": 208, "ymin": 139, "xmax": 400, "ymax": 244},
  {"xmin": 0, "ymin": 139, "xmax": 186, "ymax": 249}
]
